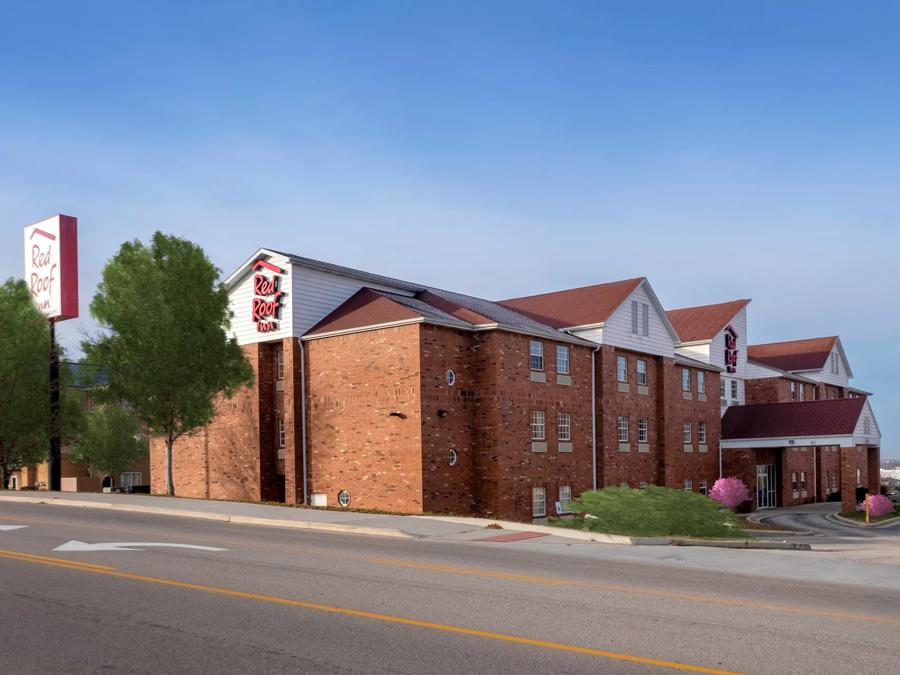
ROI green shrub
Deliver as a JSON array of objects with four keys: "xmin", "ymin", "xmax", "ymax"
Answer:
[{"xmin": 555, "ymin": 486, "xmax": 740, "ymax": 539}]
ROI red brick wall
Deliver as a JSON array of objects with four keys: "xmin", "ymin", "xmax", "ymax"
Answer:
[
  {"xmin": 305, "ymin": 324, "xmax": 424, "ymax": 513},
  {"xmin": 745, "ymin": 377, "xmax": 792, "ymax": 405},
  {"xmin": 781, "ymin": 447, "xmax": 816, "ymax": 506},
  {"xmin": 816, "ymin": 446, "xmax": 841, "ymax": 501}
]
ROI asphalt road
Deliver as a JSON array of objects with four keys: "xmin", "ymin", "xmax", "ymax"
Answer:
[
  {"xmin": 1, "ymin": 503, "xmax": 898, "ymax": 675},
  {"xmin": 758, "ymin": 502, "xmax": 900, "ymax": 541}
]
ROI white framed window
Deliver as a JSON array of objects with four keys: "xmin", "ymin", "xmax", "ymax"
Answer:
[
  {"xmin": 556, "ymin": 345, "xmax": 570, "ymax": 375},
  {"xmin": 791, "ymin": 472, "xmax": 799, "ymax": 495},
  {"xmin": 683, "ymin": 422, "xmax": 692, "ymax": 444},
  {"xmin": 445, "ymin": 369, "xmax": 456, "ymax": 386},
  {"xmin": 720, "ymin": 379, "xmax": 727, "ymax": 398},
  {"xmin": 731, "ymin": 380, "xmax": 739, "ymax": 400},
  {"xmin": 682, "ymin": 368, "xmax": 691, "ymax": 391},
  {"xmin": 532, "ymin": 487, "xmax": 546, "ymax": 517},
  {"xmin": 558, "ymin": 485, "xmax": 572, "ymax": 510},
  {"xmin": 638, "ymin": 418, "xmax": 648, "ymax": 443},
  {"xmin": 616, "ymin": 355, "xmax": 628, "ymax": 382},
  {"xmin": 275, "ymin": 348, "xmax": 285, "ymax": 381},
  {"xmin": 557, "ymin": 412, "xmax": 571, "ymax": 441},
  {"xmin": 863, "ymin": 416, "xmax": 871, "ymax": 434},
  {"xmin": 697, "ymin": 371, "xmax": 705, "ymax": 394},
  {"xmin": 448, "ymin": 449, "xmax": 458, "ymax": 466},
  {"xmin": 119, "ymin": 472, "xmax": 142, "ymax": 491},
  {"xmin": 790, "ymin": 381, "xmax": 796, "ymax": 400},
  {"xmin": 799, "ymin": 384, "xmax": 805, "ymax": 401},
  {"xmin": 642, "ymin": 303, "xmax": 649, "ymax": 337},
  {"xmin": 617, "ymin": 416, "xmax": 629, "ymax": 442},
  {"xmin": 698, "ymin": 422, "xmax": 707, "ymax": 445},
  {"xmin": 531, "ymin": 410, "xmax": 545, "ymax": 440},
  {"xmin": 639, "ymin": 481, "xmax": 648, "ymax": 489},
  {"xmin": 800, "ymin": 471, "xmax": 807, "ymax": 493},
  {"xmin": 699, "ymin": 479, "xmax": 708, "ymax": 496},
  {"xmin": 683, "ymin": 480, "xmax": 693, "ymax": 492},
  {"xmin": 636, "ymin": 359, "xmax": 647, "ymax": 386},
  {"xmin": 529, "ymin": 341, "xmax": 544, "ymax": 371},
  {"xmin": 338, "ymin": 490, "xmax": 351, "ymax": 507},
  {"xmin": 278, "ymin": 418, "xmax": 285, "ymax": 448},
  {"xmin": 630, "ymin": 300, "xmax": 639, "ymax": 334}
]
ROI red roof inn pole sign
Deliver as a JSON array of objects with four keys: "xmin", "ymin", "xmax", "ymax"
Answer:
[
  {"xmin": 724, "ymin": 325, "xmax": 739, "ymax": 374},
  {"xmin": 23, "ymin": 215, "xmax": 79, "ymax": 320},
  {"xmin": 251, "ymin": 258, "xmax": 284, "ymax": 333}
]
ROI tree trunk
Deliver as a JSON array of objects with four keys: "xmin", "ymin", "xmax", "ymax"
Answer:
[
  {"xmin": 165, "ymin": 431, "xmax": 175, "ymax": 496},
  {"xmin": 0, "ymin": 465, "xmax": 7, "ymax": 491}
]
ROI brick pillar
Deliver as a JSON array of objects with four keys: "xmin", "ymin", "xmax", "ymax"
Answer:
[
  {"xmin": 655, "ymin": 355, "xmax": 670, "ymax": 487},
  {"xmin": 867, "ymin": 447, "xmax": 880, "ymax": 495},
  {"xmin": 839, "ymin": 445, "xmax": 857, "ymax": 513},
  {"xmin": 282, "ymin": 337, "xmax": 302, "ymax": 505}
]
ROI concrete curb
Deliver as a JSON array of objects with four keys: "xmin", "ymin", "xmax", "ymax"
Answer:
[
  {"xmin": 0, "ymin": 495, "xmax": 411, "ymax": 539},
  {"xmin": 672, "ymin": 538, "xmax": 812, "ymax": 551},
  {"xmin": 747, "ymin": 513, "xmax": 816, "ymax": 536},
  {"xmin": 828, "ymin": 512, "xmax": 900, "ymax": 529}
]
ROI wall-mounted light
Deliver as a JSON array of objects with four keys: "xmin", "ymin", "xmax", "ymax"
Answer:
[
  {"xmin": 389, "ymin": 411, "xmax": 406, "ymax": 419},
  {"xmin": 437, "ymin": 409, "xmax": 449, "ymax": 418}
]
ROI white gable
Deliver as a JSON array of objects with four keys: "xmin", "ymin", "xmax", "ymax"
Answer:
[
  {"xmin": 601, "ymin": 280, "xmax": 677, "ymax": 357},
  {"xmin": 229, "ymin": 251, "xmax": 294, "ymax": 345},
  {"xmin": 853, "ymin": 399, "xmax": 881, "ymax": 445},
  {"xmin": 801, "ymin": 340, "xmax": 852, "ymax": 388}
]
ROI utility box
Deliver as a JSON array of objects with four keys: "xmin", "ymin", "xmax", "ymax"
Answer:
[{"xmin": 310, "ymin": 493, "xmax": 327, "ymax": 507}]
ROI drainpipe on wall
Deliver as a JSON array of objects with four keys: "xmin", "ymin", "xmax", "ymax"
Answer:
[
  {"xmin": 812, "ymin": 446, "xmax": 817, "ymax": 503},
  {"xmin": 718, "ymin": 443, "xmax": 723, "ymax": 480},
  {"xmin": 591, "ymin": 345, "xmax": 600, "ymax": 491},
  {"xmin": 299, "ymin": 338, "xmax": 309, "ymax": 505}
]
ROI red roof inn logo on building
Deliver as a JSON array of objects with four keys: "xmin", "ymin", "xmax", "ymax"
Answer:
[
  {"xmin": 23, "ymin": 215, "xmax": 79, "ymax": 320},
  {"xmin": 724, "ymin": 324, "xmax": 739, "ymax": 373},
  {"xmin": 251, "ymin": 258, "xmax": 284, "ymax": 333}
]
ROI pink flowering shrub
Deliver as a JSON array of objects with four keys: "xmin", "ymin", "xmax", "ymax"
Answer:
[
  {"xmin": 709, "ymin": 477, "xmax": 751, "ymax": 509},
  {"xmin": 856, "ymin": 494, "xmax": 895, "ymax": 518}
]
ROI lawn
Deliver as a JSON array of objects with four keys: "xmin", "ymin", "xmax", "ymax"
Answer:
[
  {"xmin": 839, "ymin": 510, "xmax": 899, "ymax": 524},
  {"xmin": 551, "ymin": 486, "xmax": 741, "ymax": 539}
]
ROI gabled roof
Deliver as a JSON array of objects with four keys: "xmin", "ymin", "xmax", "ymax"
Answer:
[
  {"xmin": 666, "ymin": 299, "xmax": 751, "ymax": 344},
  {"xmin": 721, "ymin": 398, "xmax": 866, "ymax": 440},
  {"xmin": 497, "ymin": 278, "xmax": 644, "ymax": 329},
  {"xmin": 747, "ymin": 336, "xmax": 841, "ymax": 373}
]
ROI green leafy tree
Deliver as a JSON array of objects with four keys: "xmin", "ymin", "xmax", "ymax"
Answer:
[
  {"xmin": 69, "ymin": 403, "xmax": 147, "ymax": 482},
  {"xmin": 84, "ymin": 232, "xmax": 253, "ymax": 496}
]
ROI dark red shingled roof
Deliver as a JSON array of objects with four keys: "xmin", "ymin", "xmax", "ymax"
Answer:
[
  {"xmin": 305, "ymin": 288, "xmax": 421, "ymax": 336},
  {"xmin": 666, "ymin": 299, "xmax": 750, "ymax": 343},
  {"xmin": 721, "ymin": 398, "xmax": 866, "ymax": 440},
  {"xmin": 747, "ymin": 336, "xmax": 838, "ymax": 372},
  {"xmin": 497, "ymin": 278, "xmax": 644, "ymax": 329}
]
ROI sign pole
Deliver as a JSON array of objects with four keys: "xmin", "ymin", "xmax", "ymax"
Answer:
[{"xmin": 48, "ymin": 318, "xmax": 61, "ymax": 492}]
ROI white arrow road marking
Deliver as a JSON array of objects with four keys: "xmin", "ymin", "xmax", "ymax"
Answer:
[
  {"xmin": 0, "ymin": 525, "xmax": 27, "ymax": 531},
  {"xmin": 53, "ymin": 540, "xmax": 227, "ymax": 552}
]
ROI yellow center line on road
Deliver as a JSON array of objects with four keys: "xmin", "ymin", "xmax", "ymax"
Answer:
[
  {"xmin": 368, "ymin": 558, "xmax": 900, "ymax": 628},
  {"xmin": 0, "ymin": 548, "xmax": 741, "ymax": 675}
]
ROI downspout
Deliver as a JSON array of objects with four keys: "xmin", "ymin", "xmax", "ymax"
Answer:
[
  {"xmin": 812, "ymin": 445, "xmax": 817, "ymax": 503},
  {"xmin": 299, "ymin": 338, "xmax": 309, "ymax": 505},
  {"xmin": 719, "ymin": 443, "xmax": 723, "ymax": 480},
  {"xmin": 591, "ymin": 346, "xmax": 599, "ymax": 490}
]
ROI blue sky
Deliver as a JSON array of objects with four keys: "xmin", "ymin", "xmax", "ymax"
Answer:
[{"xmin": 1, "ymin": 2, "xmax": 897, "ymax": 458}]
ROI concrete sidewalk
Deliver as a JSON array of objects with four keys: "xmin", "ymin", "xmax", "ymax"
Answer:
[{"xmin": 0, "ymin": 491, "xmax": 643, "ymax": 544}]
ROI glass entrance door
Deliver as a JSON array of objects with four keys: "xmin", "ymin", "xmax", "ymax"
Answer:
[{"xmin": 756, "ymin": 464, "xmax": 777, "ymax": 509}]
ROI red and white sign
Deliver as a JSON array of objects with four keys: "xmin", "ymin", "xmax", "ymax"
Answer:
[
  {"xmin": 251, "ymin": 258, "xmax": 284, "ymax": 333},
  {"xmin": 23, "ymin": 215, "xmax": 79, "ymax": 320},
  {"xmin": 724, "ymin": 325, "xmax": 739, "ymax": 373}
]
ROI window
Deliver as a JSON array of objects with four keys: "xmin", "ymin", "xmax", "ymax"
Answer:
[
  {"xmin": 338, "ymin": 490, "xmax": 351, "ymax": 507},
  {"xmin": 731, "ymin": 380, "xmax": 739, "ymax": 400},
  {"xmin": 684, "ymin": 480, "xmax": 693, "ymax": 492},
  {"xmin": 863, "ymin": 417, "xmax": 871, "ymax": 434},
  {"xmin": 697, "ymin": 371, "xmax": 705, "ymax": 394},
  {"xmin": 448, "ymin": 449, "xmax": 458, "ymax": 466},
  {"xmin": 531, "ymin": 410, "xmax": 545, "ymax": 440},
  {"xmin": 682, "ymin": 368, "xmax": 691, "ymax": 391},
  {"xmin": 698, "ymin": 422, "xmax": 707, "ymax": 445},
  {"xmin": 638, "ymin": 418, "xmax": 648, "ymax": 443},
  {"xmin": 275, "ymin": 349, "xmax": 284, "ymax": 381},
  {"xmin": 119, "ymin": 472, "xmax": 142, "ymax": 491},
  {"xmin": 699, "ymin": 479, "xmax": 708, "ymax": 496},
  {"xmin": 831, "ymin": 354, "xmax": 839, "ymax": 375},
  {"xmin": 720, "ymin": 379, "xmax": 727, "ymax": 399},
  {"xmin": 558, "ymin": 412, "xmax": 572, "ymax": 441},
  {"xmin": 556, "ymin": 345, "xmax": 570, "ymax": 375},
  {"xmin": 636, "ymin": 359, "xmax": 647, "ymax": 385},
  {"xmin": 278, "ymin": 418, "xmax": 285, "ymax": 448},
  {"xmin": 683, "ymin": 422, "xmax": 692, "ymax": 444},
  {"xmin": 642, "ymin": 303, "xmax": 649, "ymax": 337},
  {"xmin": 529, "ymin": 341, "xmax": 544, "ymax": 371},
  {"xmin": 630, "ymin": 300, "xmax": 639, "ymax": 334},
  {"xmin": 639, "ymin": 481, "xmax": 648, "ymax": 489},
  {"xmin": 790, "ymin": 381, "xmax": 796, "ymax": 400},
  {"xmin": 791, "ymin": 472, "xmax": 799, "ymax": 494},
  {"xmin": 616, "ymin": 355, "xmax": 628, "ymax": 382},
  {"xmin": 445, "ymin": 369, "xmax": 456, "ymax": 386},
  {"xmin": 617, "ymin": 416, "xmax": 629, "ymax": 442},
  {"xmin": 532, "ymin": 487, "xmax": 546, "ymax": 517},
  {"xmin": 799, "ymin": 384, "xmax": 805, "ymax": 401},
  {"xmin": 558, "ymin": 485, "xmax": 572, "ymax": 511},
  {"xmin": 800, "ymin": 471, "xmax": 807, "ymax": 492}
]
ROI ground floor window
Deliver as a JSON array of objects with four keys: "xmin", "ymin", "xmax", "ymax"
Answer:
[
  {"xmin": 532, "ymin": 487, "xmax": 546, "ymax": 517},
  {"xmin": 120, "ymin": 472, "xmax": 142, "ymax": 491},
  {"xmin": 791, "ymin": 471, "xmax": 799, "ymax": 496},
  {"xmin": 699, "ymin": 479, "xmax": 708, "ymax": 496},
  {"xmin": 683, "ymin": 479, "xmax": 692, "ymax": 492},
  {"xmin": 558, "ymin": 485, "xmax": 571, "ymax": 512}
]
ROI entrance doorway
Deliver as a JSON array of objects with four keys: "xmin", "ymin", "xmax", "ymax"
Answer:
[{"xmin": 756, "ymin": 464, "xmax": 777, "ymax": 509}]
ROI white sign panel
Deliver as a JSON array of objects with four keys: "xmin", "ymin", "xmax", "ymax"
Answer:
[{"xmin": 23, "ymin": 214, "xmax": 79, "ymax": 320}]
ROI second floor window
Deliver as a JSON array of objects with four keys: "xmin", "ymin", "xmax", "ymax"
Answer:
[
  {"xmin": 682, "ymin": 368, "xmax": 691, "ymax": 391},
  {"xmin": 617, "ymin": 416, "xmax": 629, "ymax": 442},
  {"xmin": 790, "ymin": 381, "xmax": 796, "ymax": 400},
  {"xmin": 638, "ymin": 418, "xmax": 648, "ymax": 443},
  {"xmin": 731, "ymin": 380, "xmax": 739, "ymax": 400},
  {"xmin": 556, "ymin": 345, "xmax": 570, "ymax": 375},
  {"xmin": 698, "ymin": 422, "xmax": 707, "ymax": 444},
  {"xmin": 683, "ymin": 422, "xmax": 692, "ymax": 444},
  {"xmin": 275, "ymin": 349, "xmax": 285, "ymax": 381},
  {"xmin": 697, "ymin": 371, "xmax": 705, "ymax": 394},
  {"xmin": 617, "ymin": 356, "xmax": 628, "ymax": 382},
  {"xmin": 636, "ymin": 359, "xmax": 647, "ymax": 385},
  {"xmin": 799, "ymin": 384, "xmax": 805, "ymax": 401},
  {"xmin": 531, "ymin": 410, "xmax": 545, "ymax": 440},
  {"xmin": 558, "ymin": 412, "xmax": 571, "ymax": 441},
  {"xmin": 278, "ymin": 418, "xmax": 285, "ymax": 448},
  {"xmin": 530, "ymin": 341, "xmax": 544, "ymax": 371}
]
